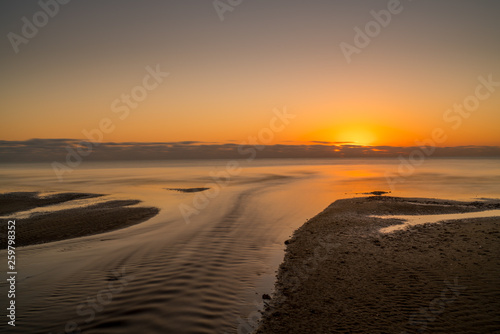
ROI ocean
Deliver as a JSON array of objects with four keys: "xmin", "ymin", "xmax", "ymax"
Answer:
[{"xmin": 0, "ymin": 158, "xmax": 499, "ymax": 333}]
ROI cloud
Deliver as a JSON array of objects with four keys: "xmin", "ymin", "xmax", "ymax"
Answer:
[{"xmin": 0, "ymin": 139, "xmax": 499, "ymax": 163}]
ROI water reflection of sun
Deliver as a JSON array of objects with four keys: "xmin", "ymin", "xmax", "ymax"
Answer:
[{"xmin": 343, "ymin": 170, "xmax": 378, "ymax": 178}]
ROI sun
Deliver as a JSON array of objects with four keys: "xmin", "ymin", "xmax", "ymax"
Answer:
[
  {"xmin": 306, "ymin": 123, "xmax": 379, "ymax": 146},
  {"xmin": 335, "ymin": 128, "xmax": 376, "ymax": 146}
]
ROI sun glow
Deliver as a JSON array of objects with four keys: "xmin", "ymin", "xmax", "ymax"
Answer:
[{"xmin": 335, "ymin": 128, "xmax": 376, "ymax": 146}]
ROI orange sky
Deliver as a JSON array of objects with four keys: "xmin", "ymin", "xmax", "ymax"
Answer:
[{"xmin": 1, "ymin": 1, "xmax": 499, "ymax": 147}]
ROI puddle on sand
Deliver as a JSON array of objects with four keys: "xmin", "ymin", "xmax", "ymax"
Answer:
[{"xmin": 375, "ymin": 210, "xmax": 500, "ymax": 233}]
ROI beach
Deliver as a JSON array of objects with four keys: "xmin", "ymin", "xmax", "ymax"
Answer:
[
  {"xmin": 1, "ymin": 159, "xmax": 500, "ymax": 333},
  {"xmin": 256, "ymin": 196, "xmax": 500, "ymax": 333},
  {"xmin": 3, "ymin": 0, "xmax": 500, "ymax": 331}
]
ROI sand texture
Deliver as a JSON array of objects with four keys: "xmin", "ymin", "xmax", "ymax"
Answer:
[
  {"xmin": 0, "ymin": 192, "xmax": 159, "ymax": 248},
  {"xmin": 256, "ymin": 196, "xmax": 500, "ymax": 334}
]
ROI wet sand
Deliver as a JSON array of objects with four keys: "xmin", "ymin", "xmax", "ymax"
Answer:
[
  {"xmin": 0, "ymin": 191, "xmax": 103, "ymax": 215},
  {"xmin": 256, "ymin": 196, "xmax": 500, "ymax": 334},
  {"xmin": 0, "ymin": 192, "xmax": 159, "ymax": 248}
]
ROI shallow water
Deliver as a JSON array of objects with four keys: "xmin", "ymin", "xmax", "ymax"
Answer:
[
  {"xmin": 377, "ymin": 209, "xmax": 500, "ymax": 233},
  {"xmin": 0, "ymin": 158, "xmax": 499, "ymax": 333}
]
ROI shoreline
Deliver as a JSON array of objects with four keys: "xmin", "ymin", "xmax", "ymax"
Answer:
[
  {"xmin": 255, "ymin": 196, "xmax": 500, "ymax": 333},
  {"xmin": 0, "ymin": 192, "xmax": 159, "ymax": 248},
  {"xmin": 0, "ymin": 192, "xmax": 104, "ymax": 216}
]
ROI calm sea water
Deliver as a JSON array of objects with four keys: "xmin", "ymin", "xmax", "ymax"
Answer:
[{"xmin": 0, "ymin": 158, "xmax": 499, "ymax": 333}]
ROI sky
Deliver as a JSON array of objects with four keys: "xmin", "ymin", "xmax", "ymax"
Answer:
[{"xmin": 1, "ymin": 0, "xmax": 499, "ymax": 161}]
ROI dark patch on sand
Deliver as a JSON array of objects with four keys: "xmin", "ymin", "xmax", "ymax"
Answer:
[
  {"xmin": 357, "ymin": 190, "xmax": 391, "ymax": 196},
  {"xmin": 256, "ymin": 196, "xmax": 500, "ymax": 333},
  {"xmin": 165, "ymin": 187, "xmax": 210, "ymax": 193}
]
